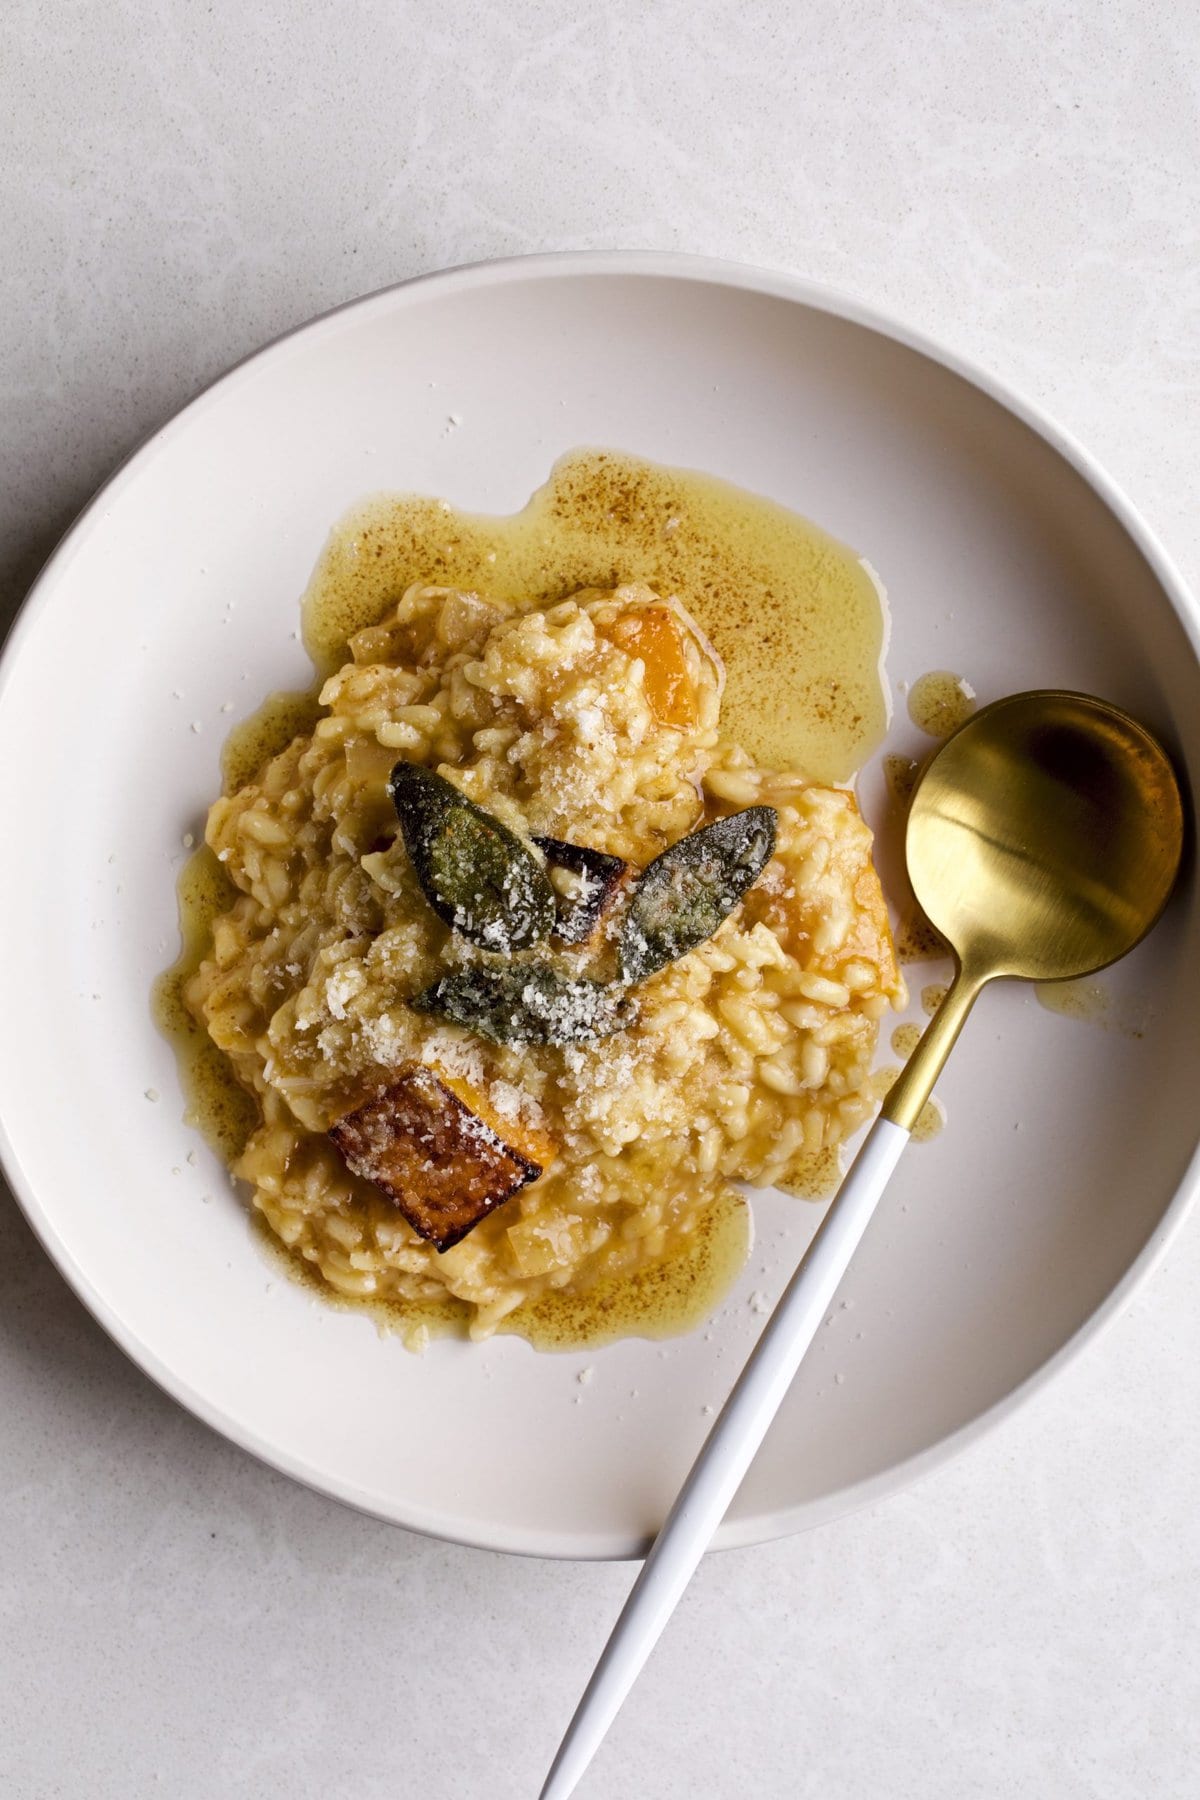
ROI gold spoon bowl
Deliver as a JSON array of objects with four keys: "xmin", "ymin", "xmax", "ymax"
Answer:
[{"xmin": 885, "ymin": 690, "xmax": 1185, "ymax": 1130}]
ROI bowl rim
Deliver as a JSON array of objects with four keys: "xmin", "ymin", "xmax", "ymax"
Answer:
[{"xmin": 2, "ymin": 248, "xmax": 1198, "ymax": 1561}]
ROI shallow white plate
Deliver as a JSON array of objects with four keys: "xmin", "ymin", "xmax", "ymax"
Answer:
[{"xmin": 1, "ymin": 253, "xmax": 1198, "ymax": 1560}]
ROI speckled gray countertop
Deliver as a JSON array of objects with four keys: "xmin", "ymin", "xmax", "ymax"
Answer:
[{"xmin": 3, "ymin": 4, "xmax": 1200, "ymax": 1796}]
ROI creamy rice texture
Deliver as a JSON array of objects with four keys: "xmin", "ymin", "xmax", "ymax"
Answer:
[{"xmin": 186, "ymin": 581, "xmax": 903, "ymax": 1339}]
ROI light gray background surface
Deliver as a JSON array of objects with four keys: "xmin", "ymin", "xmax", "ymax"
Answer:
[{"xmin": 3, "ymin": 3, "xmax": 1199, "ymax": 1796}]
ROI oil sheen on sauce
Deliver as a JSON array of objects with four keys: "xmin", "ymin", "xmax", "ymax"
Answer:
[
  {"xmin": 1035, "ymin": 979, "xmax": 1109, "ymax": 1024},
  {"xmin": 159, "ymin": 448, "xmax": 891, "ymax": 1349},
  {"xmin": 1033, "ymin": 976, "xmax": 1144, "ymax": 1038},
  {"xmin": 907, "ymin": 670, "xmax": 976, "ymax": 741},
  {"xmin": 247, "ymin": 1186, "xmax": 752, "ymax": 1353},
  {"xmin": 868, "ymin": 1065, "xmax": 945, "ymax": 1142},
  {"xmin": 302, "ymin": 447, "xmax": 890, "ymax": 783},
  {"xmin": 153, "ymin": 848, "xmax": 258, "ymax": 1162},
  {"xmin": 221, "ymin": 690, "xmax": 324, "ymax": 796}
]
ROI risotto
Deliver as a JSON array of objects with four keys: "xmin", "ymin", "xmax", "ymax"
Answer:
[{"xmin": 185, "ymin": 578, "xmax": 903, "ymax": 1339}]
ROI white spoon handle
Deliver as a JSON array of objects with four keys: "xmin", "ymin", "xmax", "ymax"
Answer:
[{"xmin": 539, "ymin": 1115, "xmax": 910, "ymax": 1800}]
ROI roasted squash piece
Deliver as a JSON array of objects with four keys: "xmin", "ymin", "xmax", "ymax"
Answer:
[
  {"xmin": 330, "ymin": 1063, "xmax": 553, "ymax": 1252},
  {"xmin": 606, "ymin": 607, "xmax": 698, "ymax": 729},
  {"xmin": 743, "ymin": 788, "xmax": 902, "ymax": 999},
  {"xmin": 436, "ymin": 1069, "xmax": 557, "ymax": 1172},
  {"xmin": 534, "ymin": 836, "xmax": 631, "ymax": 946}
]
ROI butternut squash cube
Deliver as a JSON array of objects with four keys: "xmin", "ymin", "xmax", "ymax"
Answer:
[
  {"xmin": 330, "ymin": 1063, "xmax": 554, "ymax": 1252},
  {"xmin": 534, "ymin": 835, "xmax": 632, "ymax": 946},
  {"xmin": 608, "ymin": 607, "xmax": 698, "ymax": 730}
]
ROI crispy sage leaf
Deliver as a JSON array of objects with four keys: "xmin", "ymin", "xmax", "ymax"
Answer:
[
  {"xmin": 533, "ymin": 836, "xmax": 631, "ymax": 946},
  {"xmin": 413, "ymin": 963, "xmax": 626, "ymax": 1047},
  {"xmin": 618, "ymin": 805, "xmax": 777, "ymax": 982},
  {"xmin": 389, "ymin": 763, "xmax": 556, "ymax": 951}
]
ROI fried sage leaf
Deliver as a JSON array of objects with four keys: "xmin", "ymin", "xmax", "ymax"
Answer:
[
  {"xmin": 533, "ymin": 836, "xmax": 631, "ymax": 946},
  {"xmin": 389, "ymin": 763, "xmax": 556, "ymax": 951},
  {"xmin": 618, "ymin": 805, "xmax": 777, "ymax": 982},
  {"xmin": 413, "ymin": 963, "xmax": 626, "ymax": 1047}
]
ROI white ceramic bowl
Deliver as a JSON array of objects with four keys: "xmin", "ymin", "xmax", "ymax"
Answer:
[{"xmin": 1, "ymin": 253, "xmax": 1197, "ymax": 1559}]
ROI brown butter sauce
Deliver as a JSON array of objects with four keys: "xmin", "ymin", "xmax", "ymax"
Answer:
[
  {"xmin": 868, "ymin": 1064, "xmax": 945, "ymax": 1143},
  {"xmin": 158, "ymin": 449, "xmax": 892, "ymax": 1348},
  {"xmin": 153, "ymin": 849, "xmax": 258, "ymax": 1163},
  {"xmin": 907, "ymin": 670, "xmax": 976, "ymax": 741},
  {"xmin": 302, "ymin": 447, "xmax": 890, "ymax": 783},
  {"xmin": 246, "ymin": 1186, "xmax": 753, "ymax": 1354}
]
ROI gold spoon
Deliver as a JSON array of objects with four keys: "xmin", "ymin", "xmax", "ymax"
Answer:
[{"xmin": 540, "ymin": 689, "xmax": 1185, "ymax": 1800}]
